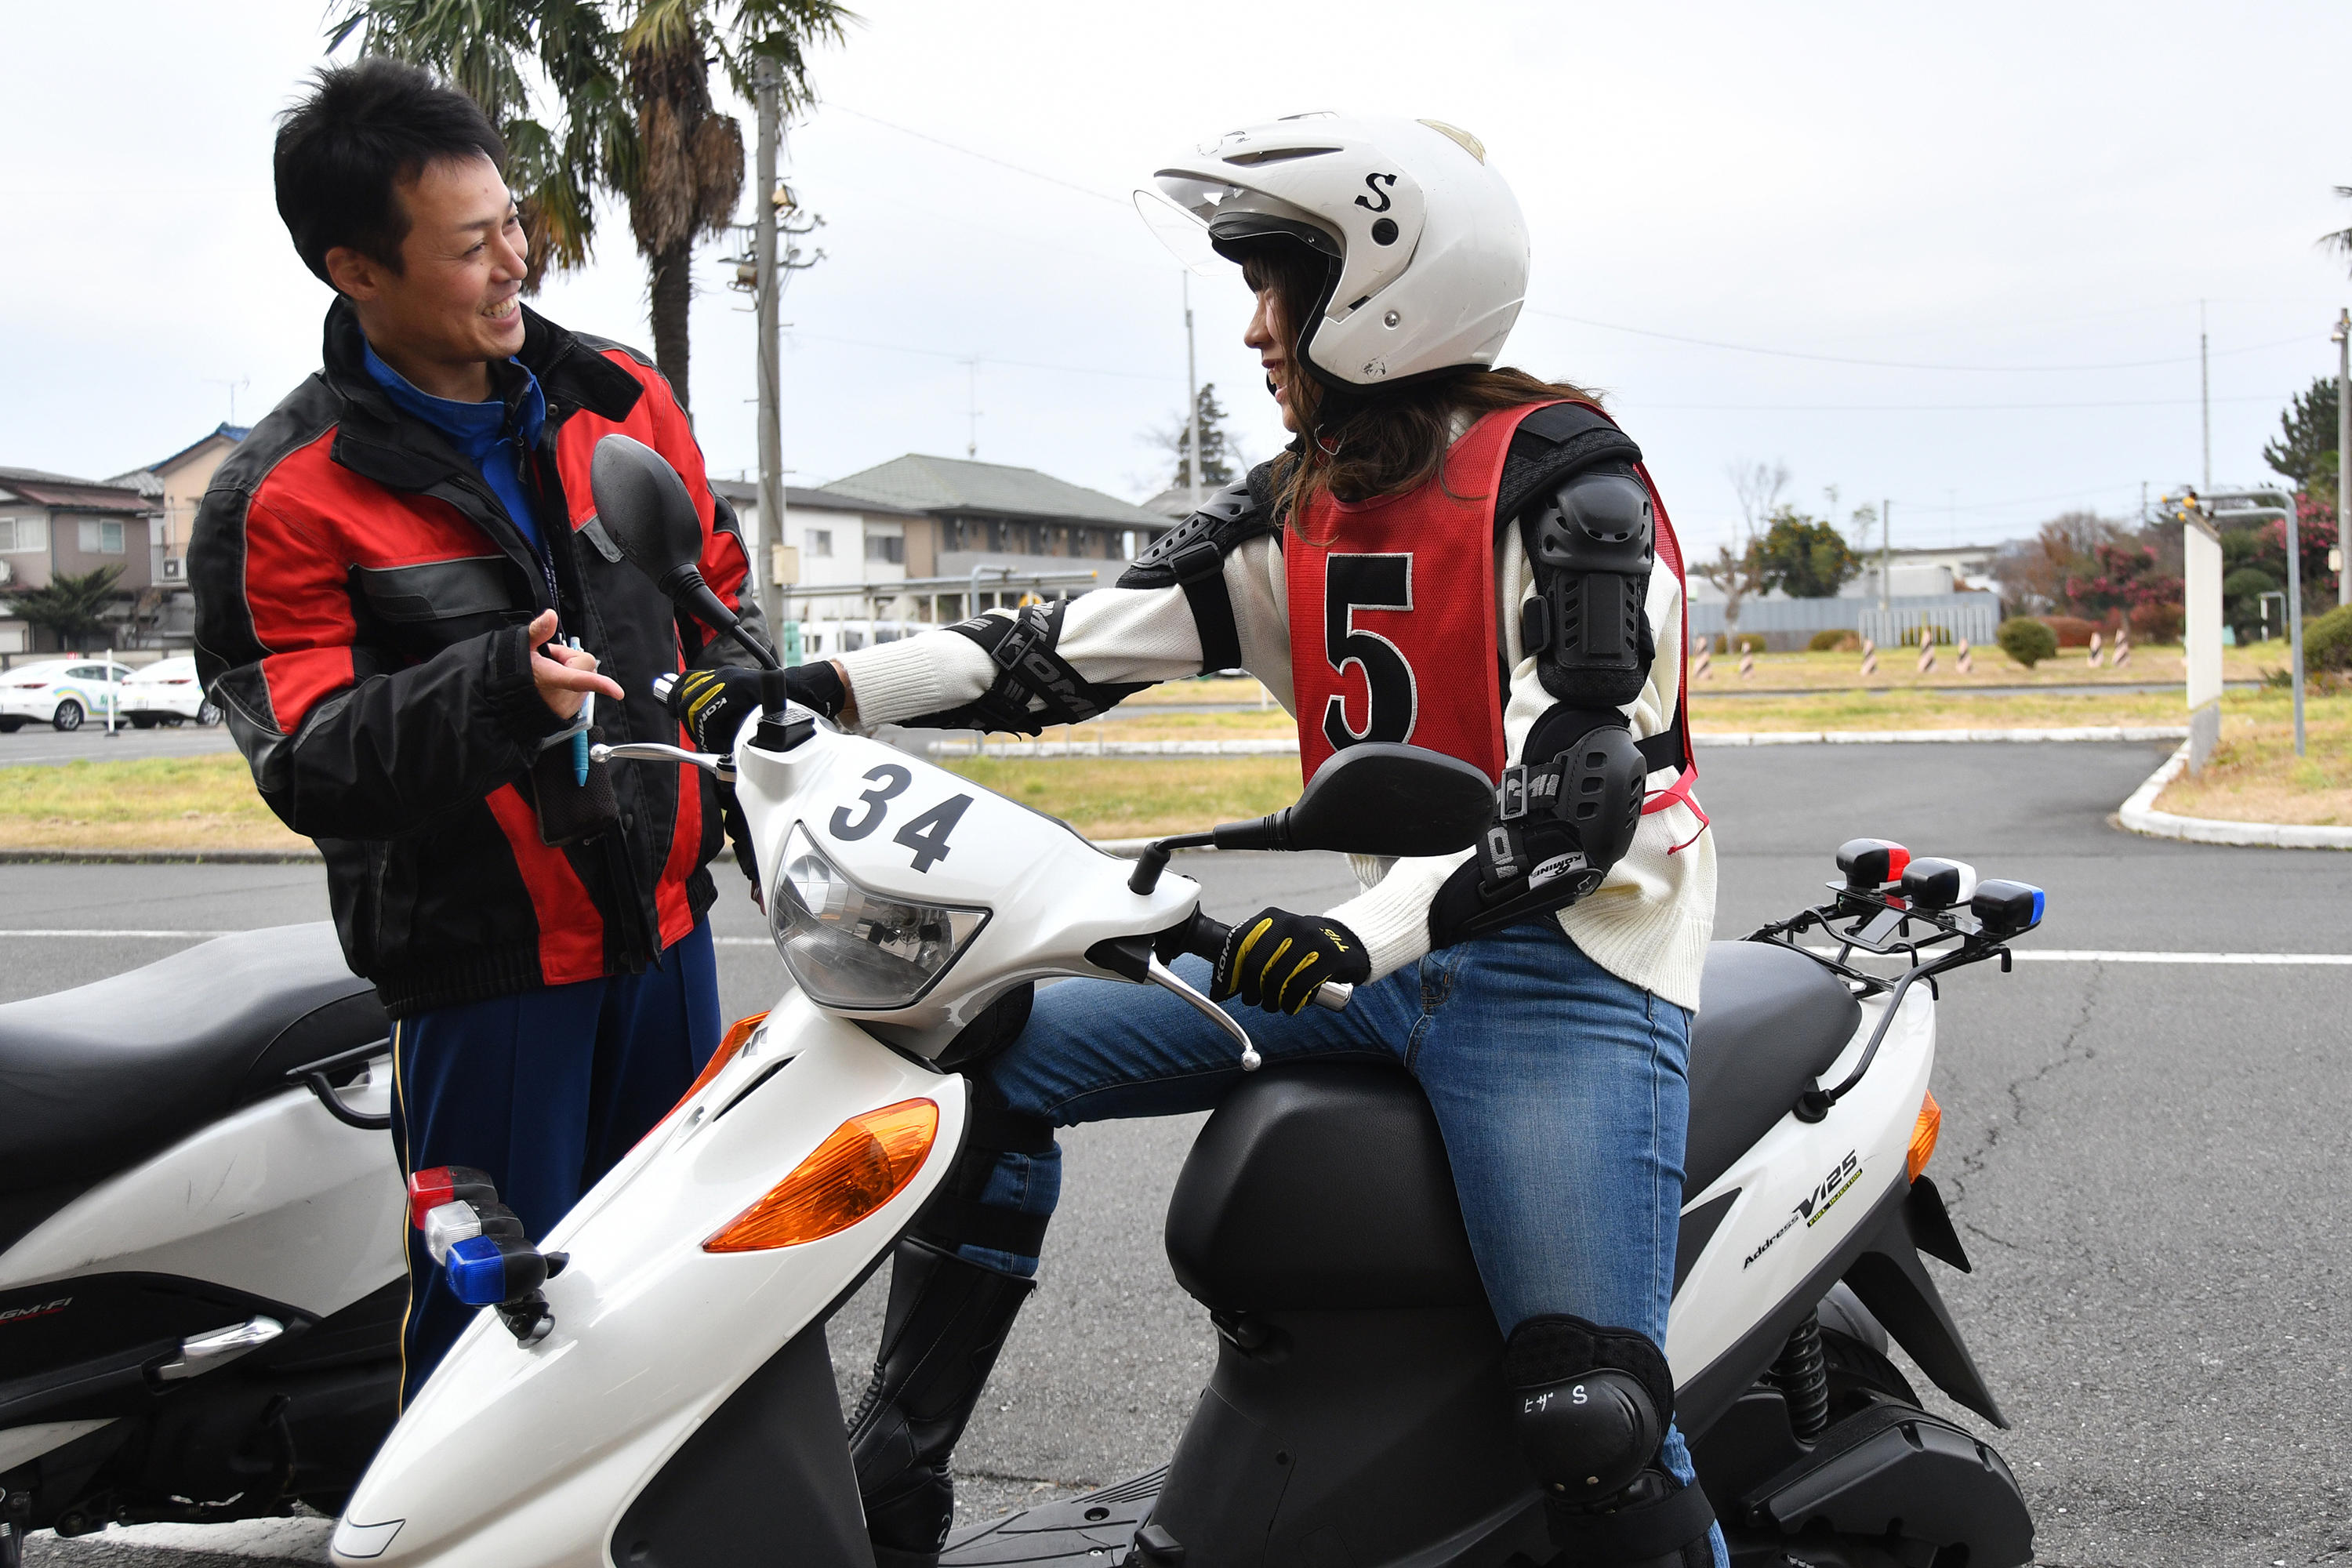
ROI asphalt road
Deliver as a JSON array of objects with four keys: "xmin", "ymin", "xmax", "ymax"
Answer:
[
  {"xmin": 13, "ymin": 739, "xmax": 2351, "ymax": 1566},
  {"xmin": 0, "ymin": 722, "xmax": 235, "ymax": 768}
]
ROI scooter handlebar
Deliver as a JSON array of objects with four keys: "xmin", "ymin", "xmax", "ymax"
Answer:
[{"xmin": 1174, "ymin": 912, "xmax": 1352, "ymax": 1012}]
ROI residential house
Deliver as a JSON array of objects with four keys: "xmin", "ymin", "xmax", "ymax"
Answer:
[
  {"xmin": 818, "ymin": 454, "xmax": 1170, "ymax": 622},
  {"xmin": 714, "ymin": 456, "xmax": 1171, "ymax": 633},
  {"xmin": 111, "ymin": 423, "xmax": 248, "ymax": 639},
  {"xmin": 0, "ymin": 467, "xmax": 158, "ymax": 655},
  {"xmin": 708, "ymin": 480, "xmax": 931, "ymax": 622}
]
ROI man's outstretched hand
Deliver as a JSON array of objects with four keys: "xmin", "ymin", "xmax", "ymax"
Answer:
[{"xmin": 528, "ymin": 609, "xmax": 624, "ymax": 719}]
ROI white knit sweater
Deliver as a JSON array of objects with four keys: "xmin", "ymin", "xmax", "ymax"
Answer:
[{"xmin": 838, "ymin": 517, "xmax": 1716, "ymax": 1011}]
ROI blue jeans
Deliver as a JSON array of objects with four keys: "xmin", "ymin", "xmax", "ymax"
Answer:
[
  {"xmin": 390, "ymin": 920, "xmax": 720, "ymax": 1405},
  {"xmin": 966, "ymin": 918, "xmax": 1726, "ymax": 1564}
]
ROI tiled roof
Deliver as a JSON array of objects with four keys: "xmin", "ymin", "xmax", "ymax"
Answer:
[
  {"xmin": 822, "ymin": 454, "xmax": 1167, "ymax": 528},
  {"xmin": 707, "ymin": 478, "xmax": 926, "ymax": 517},
  {"xmin": 0, "ymin": 466, "xmax": 154, "ymax": 514}
]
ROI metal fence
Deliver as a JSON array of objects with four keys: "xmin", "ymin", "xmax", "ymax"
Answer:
[
  {"xmin": 1686, "ymin": 592, "xmax": 2000, "ymax": 646},
  {"xmin": 1857, "ymin": 599, "xmax": 2001, "ymax": 648}
]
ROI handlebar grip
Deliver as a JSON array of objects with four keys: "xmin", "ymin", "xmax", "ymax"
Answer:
[{"xmin": 1175, "ymin": 912, "xmax": 1354, "ymax": 1011}]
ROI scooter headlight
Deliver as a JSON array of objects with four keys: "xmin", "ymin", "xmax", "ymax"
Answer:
[{"xmin": 770, "ymin": 822, "xmax": 988, "ymax": 1008}]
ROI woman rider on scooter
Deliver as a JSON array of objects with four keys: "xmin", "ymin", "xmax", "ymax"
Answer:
[{"xmin": 677, "ymin": 115, "xmax": 1722, "ymax": 1568}]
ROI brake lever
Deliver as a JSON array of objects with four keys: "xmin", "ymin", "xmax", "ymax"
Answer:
[
  {"xmin": 590, "ymin": 741, "xmax": 735, "ymax": 782},
  {"xmin": 1145, "ymin": 953, "xmax": 1262, "ymax": 1072}
]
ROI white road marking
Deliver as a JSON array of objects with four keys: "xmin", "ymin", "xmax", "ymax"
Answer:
[
  {"xmin": 0, "ymin": 927, "xmax": 230, "ymax": 938},
  {"xmin": 2008, "ymin": 949, "xmax": 2352, "ymax": 965},
  {"xmin": 0, "ymin": 927, "xmax": 782, "ymax": 946},
  {"xmin": 0, "ymin": 931, "xmax": 2343, "ymax": 967},
  {"xmin": 1803, "ymin": 944, "xmax": 2351, "ymax": 966}
]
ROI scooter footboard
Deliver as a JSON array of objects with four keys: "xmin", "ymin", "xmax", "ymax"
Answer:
[{"xmin": 334, "ymin": 997, "xmax": 967, "ymax": 1567}]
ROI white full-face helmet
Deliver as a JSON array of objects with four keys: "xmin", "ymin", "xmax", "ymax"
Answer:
[{"xmin": 1149, "ymin": 114, "xmax": 1530, "ymax": 390}]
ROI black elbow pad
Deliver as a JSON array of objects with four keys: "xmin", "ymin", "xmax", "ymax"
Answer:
[
  {"xmin": 1116, "ymin": 463, "xmax": 1279, "ymax": 673},
  {"xmin": 1518, "ymin": 466, "xmax": 1657, "ymax": 710}
]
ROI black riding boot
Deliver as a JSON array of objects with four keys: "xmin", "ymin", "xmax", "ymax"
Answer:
[
  {"xmin": 1544, "ymin": 1469, "xmax": 1718, "ymax": 1568},
  {"xmin": 847, "ymin": 1238, "xmax": 1037, "ymax": 1567}
]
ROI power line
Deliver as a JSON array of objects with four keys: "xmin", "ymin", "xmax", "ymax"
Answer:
[
  {"xmin": 1521, "ymin": 307, "xmax": 2312, "ymax": 373},
  {"xmin": 829, "ymin": 106, "xmax": 1126, "ymax": 206},
  {"xmin": 784, "ymin": 327, "xmax": 1180, "ymax": 383},
  {"xmin": 1627, "ymin": 391, "xmax": 2292, "ymax": 412}
]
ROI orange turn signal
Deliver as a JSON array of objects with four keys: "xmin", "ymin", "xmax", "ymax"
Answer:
[
  {"xmin": 704, "ymin": 1098, "xmax": 940, "ymax": 1253},
  {"xmin": 636, "ymin": 1012, "xmax": 769, "ymax": 1154},
  {"xmin": 1907, "ymin": 1090, "xmax": 1942, "ymax": 1181}
]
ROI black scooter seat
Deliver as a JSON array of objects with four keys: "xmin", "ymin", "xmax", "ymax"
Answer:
[
  {"xmin": 0, "ymin": 923, "xmax": 385, "ymax": 1194},
  {"xmin": 1166, "ymin": 940, "xmax": 1861, "ymax": 1312}
]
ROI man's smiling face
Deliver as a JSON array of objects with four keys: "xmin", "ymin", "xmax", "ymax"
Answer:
[{"xmin": 327, "ymin": 152, "xmax": 527, "ymax": 396}]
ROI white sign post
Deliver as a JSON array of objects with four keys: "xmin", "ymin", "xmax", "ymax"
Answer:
[{"xmin": 2180, "ymin": 501, "xmax": 2223, "ymax": 772}]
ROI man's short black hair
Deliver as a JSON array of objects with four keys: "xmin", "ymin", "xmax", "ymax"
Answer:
[{"xmin": 274, "ymin": 57, "xmax": 507, "ymax": 289}]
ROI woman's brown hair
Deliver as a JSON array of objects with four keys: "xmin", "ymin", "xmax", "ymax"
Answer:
[{"xmin": 1242, "ymin": 244, "xmax": 1599, "ymax": 538}]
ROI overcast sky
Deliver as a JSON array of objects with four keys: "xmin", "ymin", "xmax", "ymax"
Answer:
[{"xmin": 9, "ymin": 0, "xmax": 2352, "ymax": 552}]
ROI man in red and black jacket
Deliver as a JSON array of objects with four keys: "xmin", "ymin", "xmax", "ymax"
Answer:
[{"xmin": 191, "ymin": 59, "xmax": 797, "ymax": 1402}]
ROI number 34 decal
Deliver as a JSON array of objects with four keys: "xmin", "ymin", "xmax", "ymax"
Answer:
[{"xmin": 829, "ymin": 764, "xmax": 975, "ymax": 873}]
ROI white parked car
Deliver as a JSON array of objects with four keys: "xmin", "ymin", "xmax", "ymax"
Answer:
[
  {"xmin": 0, "ymin": 659, "xmax": 130, "ymax": 732},
  {"xmin": 120, "ymin": 654, "xmax": 221, "ymax": 728}
]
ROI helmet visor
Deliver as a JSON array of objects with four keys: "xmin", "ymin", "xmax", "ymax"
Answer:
[
  {"xmin": 1132, "ymin": 188, "xmax": 1222, "ymax": 277},
  {"xmin": 1138, "ymin": 173, "xmax": 1343, "ymax": 276}
]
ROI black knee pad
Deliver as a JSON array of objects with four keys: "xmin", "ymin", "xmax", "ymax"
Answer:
[{"xmin": 1504, "ymin": 1314, "xmax": 1674, "ymax": 1504}]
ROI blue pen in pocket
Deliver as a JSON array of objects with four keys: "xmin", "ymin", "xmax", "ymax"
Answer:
[{"xmin": 568, "ymin": 637, "xmax": 592, "ymax": 786}]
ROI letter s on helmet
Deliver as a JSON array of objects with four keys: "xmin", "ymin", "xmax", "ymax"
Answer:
[{"xmin": 1148, "ymin": 114, "xmax": 1530, "ymax": 390}]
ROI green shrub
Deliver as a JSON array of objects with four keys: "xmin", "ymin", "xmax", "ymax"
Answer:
[
  {"xmin": 1997, "ymin": 616, "xmax": 2059, "ymax": 669},
  {"xmin": 2306, "ymin": 603, "xmax": 2352, "ymax": 672},
  {"xmin": 1806, "ymin": 628, "xmax": 1860, "ymax": 652}
]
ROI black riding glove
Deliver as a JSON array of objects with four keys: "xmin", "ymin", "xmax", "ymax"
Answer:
[
  {"xmin": 667, "ymin": 662, "xmax": 847, "ymax": 753},
  {"xmin": 1212, "ymin": 908, "xmax": 1371, "ymax": 1015}
]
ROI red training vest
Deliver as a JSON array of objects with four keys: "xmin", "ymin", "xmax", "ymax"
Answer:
[{"xmin": 1284, "ymin": 401, "xmax": 1704, "ymax": 846}]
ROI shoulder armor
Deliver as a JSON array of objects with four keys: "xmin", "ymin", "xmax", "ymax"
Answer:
[
  {"xmin": 1118, "ymin": 463, "xmax": 1278, "ymax": 590},
  {"xmin": 1526, "ymin": 466, "xmax": 1655, "ymax": 574},
  {"xmin": 1496, "ymin": 404, "xmax": 1644, "ymax": 529}
]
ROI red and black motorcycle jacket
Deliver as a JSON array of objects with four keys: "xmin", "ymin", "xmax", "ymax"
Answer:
[{"xmin": 191, "ymin": 300, "xmax": 759, "ymax": 1018}]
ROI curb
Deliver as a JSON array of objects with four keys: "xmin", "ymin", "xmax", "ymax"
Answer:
[
  {"xmin": 930, "ymin": 726, "xmax": 2191, "ymax": 760},
  {"xmin": 0, "ymin": 847, "xmax": 323, "ymax": 864},
  {"xmin": 2117, "ymin": 742, "xmax": 2352, "ymax": 851}
]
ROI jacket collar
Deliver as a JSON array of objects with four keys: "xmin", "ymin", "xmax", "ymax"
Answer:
[{"xmin": 318, "ymin": 296, "xmax": 644, "ymax": 492}]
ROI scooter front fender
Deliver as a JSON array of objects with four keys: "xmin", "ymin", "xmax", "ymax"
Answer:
[{"xmin": 334, "ymin": 995, "xmax": 967, "ymax": 1568}]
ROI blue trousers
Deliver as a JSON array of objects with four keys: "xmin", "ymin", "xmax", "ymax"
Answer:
[
  {"xmin": 389, "ymin": 920, "xmax": 720, "ymax": 1405},
  {"xmin": 966, "ymin": 919, "xmax": 1726, "ymax": 1565}
]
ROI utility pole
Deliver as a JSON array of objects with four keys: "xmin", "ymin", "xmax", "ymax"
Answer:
[
  {"xmin": 2199, "ymin": 300, "xmax": 2212, "ymax": 493},
  {"xmin": 964, "ymin": 361, "xmax": 980, "ymax": 459},
  {"xmin": 1878, "ymin": 498, "xmax": 1892, "ymax": 618},
  {"xmin": 2336, "ymin": 307, "xmax": 2350, "ymax": 607},
  {"xmin": 751, "ymin": 60, "xmax": 783, "ymax": 638},
  {"xmin": 1184, "ymin": 274, "xmax": 1201, "ymax": 508}
]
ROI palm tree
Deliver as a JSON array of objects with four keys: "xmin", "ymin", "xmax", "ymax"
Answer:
[
  {"xmin": 8, "ymin": 565, "xmax": 126, "ymax": 652},
  {"xmin": 327, "ymin": 0, "xmax": 849, "ymax": 412}
]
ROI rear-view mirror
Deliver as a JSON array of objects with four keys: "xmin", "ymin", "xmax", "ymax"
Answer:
[
  {"xmin": 1218, "ymin": 743, "xmax": 1495, "ymax": 858},
  {"xmin": 589, "ymin": 434, "xmax": 778, "ymax": 670}
]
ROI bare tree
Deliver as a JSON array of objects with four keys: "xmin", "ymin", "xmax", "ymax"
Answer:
[{"xmin": 1693, "ymin": 459, "xmax": 1789, "ymax": 642}]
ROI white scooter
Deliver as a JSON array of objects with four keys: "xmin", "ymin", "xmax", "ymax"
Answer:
[
  {"xmin": 0, "ymin": 925, "xmax": 404, "ymax": 1565},
  {"xmin": 321, "ymin": 437, "xmax": 2048, "ymax": 1568}
]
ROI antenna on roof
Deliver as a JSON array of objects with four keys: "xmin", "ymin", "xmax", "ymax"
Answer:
[
  {"xmin": 962, "ymin": 361, "xmax": 982, "ymax": 458},
  {"xmin": 205, "ymin": 376, "xmax": 250, "ymax": 426}
]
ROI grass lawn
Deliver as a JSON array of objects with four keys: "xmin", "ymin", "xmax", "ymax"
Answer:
[
  {"xmin": 0, "ymin": 753, "xmax": 306, "ymax": 852},
  {"xmin": 2156, "ymin": 693, "xmax": 2352, "ymax": 828},
  {"xmin": 1686, "ymin": 686, "xmax": 2190, "ymax": 732},
  {"xmin": 1681, "ymin": 641, "xmax": 2276, "ymax": 691},
  {"xmin": 938, "ymin": 755, "xmax": 1301, "ymax": 840}
]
